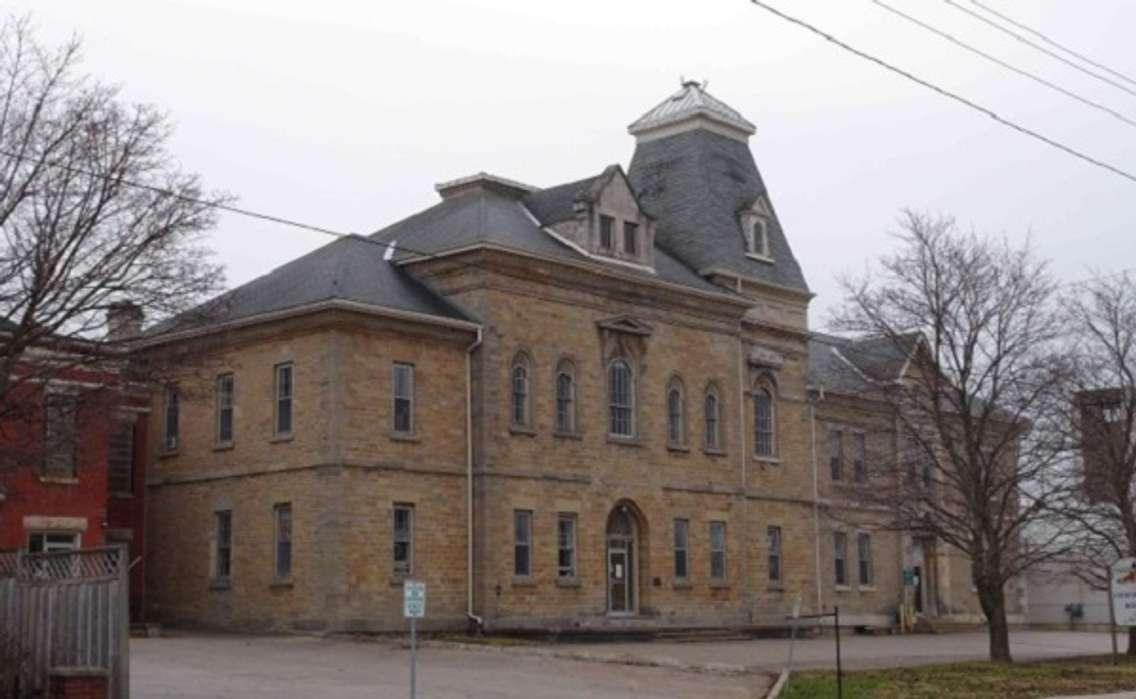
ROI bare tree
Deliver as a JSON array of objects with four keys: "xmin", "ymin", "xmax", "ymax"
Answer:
[
  {"xmin": 0, "ymin": 16, "xmax": 225, "ymax": 454},
  {"xmin": 833, "ymin": 211, "xmax": 1072, "ymax": 662},
  {"xmin": 1054, "ymin": 272, "xmax": 1136, "ymax": 651}
]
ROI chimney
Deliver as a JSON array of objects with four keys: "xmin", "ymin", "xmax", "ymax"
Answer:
[{"xmin": 106, "ymin": 301, "xmax": 144, "ymax": 342}]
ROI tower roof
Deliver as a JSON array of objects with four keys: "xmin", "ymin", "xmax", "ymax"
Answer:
[{"xmin": 628, "ymin": 81, "xmax": 756, "ymax": 142}]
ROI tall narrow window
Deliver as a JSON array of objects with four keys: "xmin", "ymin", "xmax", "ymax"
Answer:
[
  {"xmin": 833, "ymin": 531, "xmax": 848, "ymax": 586},
  {"xmin": 852, "ymin": 432, "xmax": 866, "ymax": 483},
  {"xmin": 673, "ymin": 519, "xmax": 689, "ymax": 580},
  {"xmin": 214, "ymin": 510, "xmax": 232, "ymax": 581},
  {"xmin": 511, "ymin": 355, "xmax": 531, "ymax": 428},
  {"xmin": 608, "ymin": 359, "xmax": 634, "ymax": 437},
  {"xmin": 514, "ymin": 510, "xmax": 532, "ymax": 577},
  {"xmin": 393, "ymin": 363, "xmax": 414, "ymax": 434},
  {"xmin": 754, "ymin": 388, "xmax": 774, "ymax": 457},
  {"xmin": 858, "ymin": 532, "xmax": 873, "ymax": 586},
  {"xmin": 623, "ymin": 221, "xmax": 638, "ymax": 255},
  {"xmin": 667, "ymin": 382, "xmax": 684, "ymax": 445},
  {"xmin": 43, "ymin": 391, "xmax": 78, "ymax": 477},
  {"xmin": 216, "ymin": 373, "xmax": 235, "ymax": 445},
  {"xmin": 274, "ymin": 503, "xmax": 292, "ymax": 579},
  {"xmin": 767, "ymin": 526, "xmax": 782, "ymax": 583},
  {"xmin": 829, "ymin": 429, "xmax": 844, "ymax": 481},
  {"xmin": 275, "ymin": 363, "xmax": 293, "ymax": 436},
  {"xmin": 555, "ymin": 362, "xmax": 575, "ymax": 433},
  {"xmin": 163, "ymin": 385, "xmax": 179, "ymax": 451},
  {"xmin": 108, "ymin": 415, "xmax": 134, "ymax": 494},
  {"xmin": 557, "ymin": 513, "xmax": 577, "ymax": 579},
  {"xmin": 393, "ymin": 504, "xmax": 413, "ymax": 576},
  {"xmin": 599, "ymin": 214, "xmax": 614, "ymax": 249},
  {"xmin": 709, "ymin": 521, "xmax": 727, "ymax": 581},
  {"xmin": 704, "ymin": 387, "xmax": 721, "ymax": 450}
]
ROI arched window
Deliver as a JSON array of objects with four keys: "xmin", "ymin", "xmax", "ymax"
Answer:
[
  {"xmin": 608, "ymin": 359, "xmax": 634, "ymax": 437},
  {"xmin": 555, "ymin": 360, "xmax": 575, "ymax": 433},
  {"xmin": 511, "ymin": 354, "xmax": 531, "ymax": 428},
  {"xmin": 666, "ymin": 379, "xmax": 685, "ymax": 446},
  {"xmin": 704, "ymin": 385, "xmax": 721, "ymax": 450},
  {"xmin": 754, "ymin": 386, "xmax": 775, "ymax": 457}
]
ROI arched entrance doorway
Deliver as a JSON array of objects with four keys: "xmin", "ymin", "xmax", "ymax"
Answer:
[{"xmin": 606, "ymin": 503, "xmax": 641, "ymax": 615}]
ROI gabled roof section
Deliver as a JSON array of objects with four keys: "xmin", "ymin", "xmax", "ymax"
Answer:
[
  {"xmin": 629, "ymin": 81, "xmax": 756, "ymax": 141},
  {"xmin": 808, "ymin": 331, "xmax": 925, "ymax": 394},
  {"xmin": 628, "ymin": 128, "xmax": 810, "ymax": 293},
  {"xmin": 146, "ymin": 235, "xmax": 473, "ymax": 337}
]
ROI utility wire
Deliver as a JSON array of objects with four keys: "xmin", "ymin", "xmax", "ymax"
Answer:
[
  {"xmin": 869, "ymin": 0, "xmax": 1136, "ymax": 130},
  {"xmin": 743, "ymin": 0, "xmax": 1136, "ymax": 185},
  {"xmin": 967, "ymin": 0, "xmax": 1136, "ymax": 89},
  {"xmin": 943, "ymin": 0, "xmax": 1136, "ymax": 101}
]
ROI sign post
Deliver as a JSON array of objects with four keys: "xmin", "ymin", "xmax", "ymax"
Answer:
[
  {"xmin": 403, "ymin": 580, "xmax": 426, "ymax": 699},
  {"xmin": 1109, "ymin": 559, "xmax": 1136, "ymax": 665}
]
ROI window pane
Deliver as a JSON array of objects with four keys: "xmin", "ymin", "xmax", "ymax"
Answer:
[
  {"xmin": 558, "ymin": 515, "xmax": 576, "ymax": 578},
  {"xmin": 623, "ymin": 221, "xmax": 638, "ymax": 255},
  {"xmin": 834, "ymin": 532, "xmax": 847, "ymax": 585},
  {"xmin": 217, "ymin": 375, "xmax": 234, "ymax": 443},
  {"xmin": 108, "ymin": 417, "xmax": 134, "ymax": 493},
  {"xmin": 852, "ymin": 433, "xmax": 866, "ymax": 482},
  {"xmin": 704, "ymin": 392, "xmax": 719, "ymax": 448},
  {"xmin": 829, "ymin": 430, "xmax": 843, "ymax": 480},
  {"xmin": 754, "ymin": 390, "xmax": 774, "ymax": 457},
  {"xmin": 609, "ymin": 361, "xmax": 633, "ymax": 436},
  {"xmin": 514, "ymin": 510, "xmax": 532, "ymax": 576},
  {"xmin": 600, "ymin": 215, "xmax": 613, "ymax": 249},
  {"xmin": 393, "ymin": 505, "xmax": 413, "ymax": 575},
  {"xmin": 710, "ymin": 522, "xmax": 726, "ymax": 580},
  {"xmin": 164, "ymin": 387, "xmax": 179, "ymax": 450},
  {"xmin": 556, "ymin": 372, "xmax": 573, "ymax": 432},
  {"xmin": 43, "ymin": 393, "xmax": 78, "ymax": 476},
  {"xmin": 215, "ymin": 511, "xmax": 232, "ymax": 579},
  {"xmin": 667, "ymin": 388, "xmax": 682, "ymax": 443},
  {"xmin": 767, "ymin": 526, "xmax": 782, "ymax": 582},
  {"xmin": 674, "ymin": 519, "xmax": 688, "ymax": 579},
  {"xmin": 275, "ymin": 504, "xmax": 292, "ymax": 578},
  {"xmin": 512, "ymin": 365, "xmax": 528, "ymax": 426},
  {"xmin": 276, "ymin": 365, "xmax": 293, "ymax": 435}
]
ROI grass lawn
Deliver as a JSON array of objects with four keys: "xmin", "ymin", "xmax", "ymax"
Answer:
[{"xmin": 782, "ymin": 654, "xmax": 1136, "ymax": 698}]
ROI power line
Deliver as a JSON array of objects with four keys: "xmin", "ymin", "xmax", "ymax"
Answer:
[
  {"xmin": 869, "ymin": 0, "xmax": 1136, "ymax": 130},
  {"xmin": 967, "ymin": 0, "xmax": 1136, "ymax": 89},
  {"xmin": 943, "ymin": 0, "xmax": 1136, "ymax": 100},
  {"xmin": 743, "ymin": 0, "xmax": 1136, "ymax": 185}
]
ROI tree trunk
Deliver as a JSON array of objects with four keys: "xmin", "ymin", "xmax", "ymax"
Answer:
[
  {"xmin": 1127, "ymin": 627, "xmax": 1136, "ymax": 656},
  {"xmin": 978, "ymin": 585, "xmax": 1013, "ymax": 663}
]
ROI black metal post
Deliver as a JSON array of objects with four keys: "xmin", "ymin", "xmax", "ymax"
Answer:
[
  {"xmin": 1108, "ymin": 566, "xmax": 1119, "ymax": 666},
  {"xmin": 834, "ymin": 605, "xmax": 843, "ymax": 699}
]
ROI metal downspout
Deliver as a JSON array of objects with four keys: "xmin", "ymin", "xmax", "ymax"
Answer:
[{"xmin": 466, "ymin": 327, "xmax": 484, "ymax": 629}]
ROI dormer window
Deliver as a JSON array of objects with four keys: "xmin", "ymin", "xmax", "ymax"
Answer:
[
  {"xmin": 739, "ymin": 197, "xmax": 773, "ymax": 262},
  {"xmin": 623, "ymin": 222, "xmax": 639, "ymax": 255},
  {"xmin": 747, "ymin": 217, "xmax": 769, "ymax": 258},
  {"xmin": 599, "ymin": 215, "xmax": 614, "ymax": 250}
]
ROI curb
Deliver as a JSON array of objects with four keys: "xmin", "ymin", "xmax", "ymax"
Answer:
[{"xmin": 766, "ymin": 667, "xmax": 790, "ymax": 699}]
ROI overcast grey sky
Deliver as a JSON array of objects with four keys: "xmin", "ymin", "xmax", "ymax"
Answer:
[{"xmin": 12, "ymin": 1, "xmax": 1135, "ymax": 325}]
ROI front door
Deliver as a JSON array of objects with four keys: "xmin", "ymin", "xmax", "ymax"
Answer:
[{"xmin": 607, "ymin": 540, "xmax": 634, "ymax": 614}]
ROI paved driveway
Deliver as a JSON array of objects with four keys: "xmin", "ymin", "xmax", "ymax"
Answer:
[
  {"xmin": 131, "ymin": 630, "xmax": 1117, "ymax": 698},
  {"xmin": 131, "ymin": 633, "xmax": 771, "ymax": 698}
]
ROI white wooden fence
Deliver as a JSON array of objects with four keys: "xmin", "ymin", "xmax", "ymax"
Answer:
[{"xmin": 0, "ymin": 546, "xmax": 130, "ymax": 698}]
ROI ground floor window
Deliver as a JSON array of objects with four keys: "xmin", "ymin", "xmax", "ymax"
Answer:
[
  {"xmin": 709, "ymin": 521, "xmax": 726, "ymax": 581},
  {"xmin": 514, "ymin": 510, "xmax": 532, "ymax": 577},
  {"xmin": 673, "ymin": 518, "xmax": 689, "ymax": 581},
  {"xmin": 214, "ymin": 510, "xmax": 232, "ymax": 581},
  {"xmin": 833, "ymin": 531, "xmax": 848, "ymax": 586},
  {"xmin": 858, "ymin": 532, "xmax": 873, "ymax": 586},
  {"xmin": 767, "ymin": 526, "xmax": 782, "ymax": 583},
  {"xmin": 557, "ymin": 513, "xmax": 576, "ymax": 579},
  {"xmin": 274, "ymin": 503, "xmax": 292, "ymax": 579},
  {"xmin": 393, "ymin": 504, "xmax": 414, "ymax": 576},
  {"xmin": 27, "ymin": 531, "xmax": 79, "ymax": 553}
]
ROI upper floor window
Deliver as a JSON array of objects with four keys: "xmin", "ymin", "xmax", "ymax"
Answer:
[
  {"xmin": 555, "ymin": 360, "xmax": 576, "ymax": 433},
  {"xmin": 748, "ymin": 218, "xmax": 769, "ymax": 257},
  {"xmin": 753, "ymin": 387, "xmax": 775, "ymax": 458},
  {"xmin": 1103, "ymin": 403, "xmax": 1123, "ymax": 423},
  {"xmin": 43, "ymin": 391, "xmax": 78, "ymax": 477},
  {"xmin": 623, "ymin": 221, "xmax": 639, "ymax": 255},
  {"xmin": 108, "ymin": 414, "xmax": 135, "ymax": 494},
  {"xmin": 393, "ymin": 362, "xmax": 415, "ymax": 434},
  {"xmin": 608, "ymin": 359, "xmax": 634, "ymax": 437},
  {"xmin": 829, "ymin": 429, "xmax": 844, "ymax": 480},
  {"xmin": 666, "ymin": 379, "xmax": 685, "ymax": 446},
  {"xmin": 163, "ymin": 385, "xmax": 179, "ymax": 451},
  {"xmin": 274, "ymin": 363, "xmax": 293, "ymax": 436},
  {"xmin": 599, "ymin": 215, "xmax": 614, "ymax": 250},
  {"xmin": 216, "ymin": 373, "xmax": 235, "ymax": 445},
  {"xmin": 851, "ymin": 432, "xmax": 867, "ymax": 483},
  {"xmin": 704, "ymin": 385, "xmax": 721, "ymax": 450},
  {"xmin": 511, "ymin": 354, "xmax": 532, "ymax": 429}
]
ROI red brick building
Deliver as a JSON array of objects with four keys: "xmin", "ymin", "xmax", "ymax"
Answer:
[{"xmin": 0, "ymin": 337, "xmax": 149, "ymax": 619}]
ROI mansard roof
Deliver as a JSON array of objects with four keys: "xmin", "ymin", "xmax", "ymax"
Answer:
[
  {"xmin": 628, "ymin": 127, "xmax": 810, "ymax": 294},
  {"xmin": 808, "ymin": 331, "xmax": 924, "ymax": 394}
]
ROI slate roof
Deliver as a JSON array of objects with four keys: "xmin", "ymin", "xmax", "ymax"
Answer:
[
  {"xmin": 629, "ymin": 81, "xmax": 756, "ymax": 136},
  {"xmin": 628, "ymin": 128, "xmax": 810, "ymax": 294},
  {"xmin": 146, "ymin": 235, "xmax": 473, "ymax": 336},
  {"xmin": 521, "ymin": 171, "xmax": 608, "ymax": 226},
  {"xmin": 808, "ymin": 331, "xmax": 923, "ymax": 394},
  {"xmin": 370, "ymin": 183, "xmax": 724, "ymax": 294}
]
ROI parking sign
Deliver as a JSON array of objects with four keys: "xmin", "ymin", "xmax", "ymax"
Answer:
[{"xmin": 403, "ymin": 580, "xmax": 426, "ymax": 619}]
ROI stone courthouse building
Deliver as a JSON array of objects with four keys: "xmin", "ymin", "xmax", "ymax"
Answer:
[{"xmin": 140, "ymin": 83, "xmax": 1007, "ymax": 632}]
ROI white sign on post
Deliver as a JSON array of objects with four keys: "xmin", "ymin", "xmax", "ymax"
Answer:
[
  {"xmin": 1111, "ymin": 558, "xmax": 1136, "ymax": 627},
  {"xmin": 404, "ymin": 580, "xmax": 426, "ymax": 618}
]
